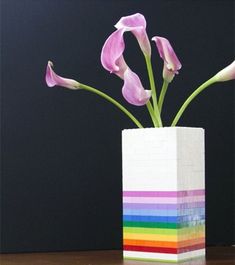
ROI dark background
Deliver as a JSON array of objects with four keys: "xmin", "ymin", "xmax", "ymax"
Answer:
[{"xmin": 0, "ymin": 0, "xmax": 234, "ymax": 253}]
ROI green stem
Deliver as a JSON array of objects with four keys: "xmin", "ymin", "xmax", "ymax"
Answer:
[
  {"xmin": 79, "ymin": 83, "xmax": 144, "ymax": 128},
  {"xmin": 144, "ymin": 55, "xmax": 163, "ymax": 127},
  {"xmin": 146, "ymin": 101, "xmax": 159, "ymax": 127},
  {"xmin": 158, "ymin": 80, "xmax": 169, "ymax": 114},
  {"xmin": 171, "ymin": 77, "xmax": 216, "ymax": 126}
]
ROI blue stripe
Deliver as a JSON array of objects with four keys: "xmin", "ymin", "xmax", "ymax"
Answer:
[
  {"xmin": 123, "ymin": 215, "xmax": 205, "ymax": 223},
  {"xmin": 123, "ymin": 215, "xmax": 178, "ymax": 223},
  {"xmin": 123, "ymin": 208, "xmax": 205, "ymax": 217}
]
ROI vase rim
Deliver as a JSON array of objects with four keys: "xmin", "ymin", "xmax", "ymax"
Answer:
[{"xmin": 122, "ymin": 126, "xmax": 204, "ymax": 131}]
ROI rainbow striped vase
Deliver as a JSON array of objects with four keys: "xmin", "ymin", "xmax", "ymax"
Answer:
[{"xmin": 122, "ymin": 127, "xmax": 205, "ymax": 263}]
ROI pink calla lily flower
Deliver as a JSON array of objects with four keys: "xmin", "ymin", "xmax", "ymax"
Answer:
[
  {"xmin": 152, "ymin": 36, "xmax": 182, "ymax": 83},
  {"xmin": 100, "ymin": 29, "xmax": 128, "ymax": 79},
  {"xmin": 214, "ymin": 60, "xmax": 235, "ymax": 82},
  {"xmin": 115, "ymin": 13, "xmax": 151, "ymax": 56},
  {"xmin": 122, "ymin": 68, "xmax": 151, "ymax": 106},
  {"xmin": 101, "ymin": 13, "xmax": 151, "ymax": 79},
  {"xmin": 45, "ymin": 61, "xmax": 80, "ymax": 89}
]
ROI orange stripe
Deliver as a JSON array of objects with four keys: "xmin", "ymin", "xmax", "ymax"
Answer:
[
  {"xmin": 123, "ymin": 237, "xmax": 205, "ymax": 249},
  {"xmin": 178, "ymin": 237, "xmax": 205, "ymax": 248},
  {"xmin": 124, "ymin": 239, "xmax": 177, "ymax": 248}
]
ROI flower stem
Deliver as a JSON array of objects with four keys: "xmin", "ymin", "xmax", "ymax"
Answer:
[
  {"xmin": 79, "ymin": 83, "xmax": 144, "ymax": 128},
  {"xmin": 171, "ymin": 77, "xmax": 216, "ymax": 126},
  {"xmin": 146, "ymin": 101, "xmax": 159, "ymax": 127},
  {"xmin": 144, "ymin": 55, "xmax": 163, "ymax": 127},
  {"xmin": 158, "ymin": 80, "xmax": 169, "ymax": 114}
]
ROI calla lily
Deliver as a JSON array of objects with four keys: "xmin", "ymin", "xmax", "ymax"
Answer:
[
  {"xmin": 115, "ymin": 13, "xmax": 151, "ymax": 56},
  {"xmin": 100, "ymin": 29, "xmax": 128, "ymax": 79},
  {"xmin": 213, "ymin": 60, "xmax": 235, "ymax": 82},
  {"xmin": 101, "ymin": 13, "xmax": 151, "ymax": 78},
  {"xmin": 122, "ymin": 68, "xmax": 151, "ymax": 106},
  {"xmin": 45, "ymin": 61, "xmax": 80, "ymax": 89},
  {"xmin": 152, "ymin": 36, "xmax": 182, "ymax": 82}
]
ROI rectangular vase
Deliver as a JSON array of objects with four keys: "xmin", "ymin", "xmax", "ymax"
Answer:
[{"xmin": 122, "ymin": 127, "xmax": 205, "ymax": 263}]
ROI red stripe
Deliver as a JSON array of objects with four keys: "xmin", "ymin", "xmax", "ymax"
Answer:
[
  {"xmin": 178, "ymin": 243, "xmax": 205, "ymax": 253},
  {"xmin": 124, "ymin": 245, "xmax": 177, "ymax": 254},
  {"xmin": 124, "ymin": 243, "xmax": 205, "ymax": 254}
]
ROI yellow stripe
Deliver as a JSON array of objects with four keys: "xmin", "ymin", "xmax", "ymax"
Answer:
[
  {"xmin": 123, "ymin": 233, "xmax": 177, "ymax": 242},
  {"xmin": 123, "ymin": 225, "xmax": 205, "ymax": 236},
  {"xmin": 124, "ymin": 227, "xmax": 176, "ymax": 235},
  {"xmin": 123, "ymin": 231, "xmax": 204, "ymax": 242}
]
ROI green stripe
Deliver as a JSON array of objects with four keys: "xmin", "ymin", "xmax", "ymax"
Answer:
[
  {"xmin": 124, "ymin": 254, "xmax": 205, "ymax": 263},
  {"xmin": 124, "ymin": 256, "xmax": 178, "ymax": 263},
  {"xmin": 123, "ymin": 227, "xmax": 177, "ymax": 235},
  {"xmin": 178, "ymin": 221, "xmax": 205, "ymax": 228},
  {"xmin": 123, "ymin": 221, "xmax": 178, "ymax": 229},
  {"xmin": 123, "ymin": 225, "xmax": 205, "ymax": 235},
  {"xmin": 123, "ymin": 221, "xmax": 205, "ymax": 229}
]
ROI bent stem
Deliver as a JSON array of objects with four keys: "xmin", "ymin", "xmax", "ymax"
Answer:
[
  {"xmin": 144, "ymin": 55, "xmax": 163, "ymax": 127},
  {"xmin": 79, "ymin": 83, "xmax": 144, "ymax": 128},
  {"xmin": 171, "ymin": 77, "xmax": 216, "ymax": 126},
  {"xmin": 158, "ymin": 80, "xmax": 169, "ymax": 114}
]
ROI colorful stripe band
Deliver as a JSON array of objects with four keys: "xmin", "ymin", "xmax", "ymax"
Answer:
[{"xmin": 123, "ymin": 189, "xmax": 205, "ymax": 258}]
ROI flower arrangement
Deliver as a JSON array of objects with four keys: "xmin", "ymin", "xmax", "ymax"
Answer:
[{"xmin": 45, "ymin": 13, "xmax": 235, "ymax": 128}]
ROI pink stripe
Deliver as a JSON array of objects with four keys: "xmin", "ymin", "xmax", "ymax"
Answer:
[
  {"xmin": 178, "ymin": 196, "xmax": 205, "ymax": 203},
  {"xmin": 123, "ymin": 190, "xmax": 205, "ymax": 197},
  {"xmin": 123, "ymin": 196, "xmax": 205, "ymax": 204}
]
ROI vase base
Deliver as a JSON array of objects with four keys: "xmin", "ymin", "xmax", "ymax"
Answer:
[{"xmin": 123, "ymin": 249, "xmax": 206, "ymax": 263}]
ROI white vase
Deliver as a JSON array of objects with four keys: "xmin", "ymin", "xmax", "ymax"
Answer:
[{"xmin": 122, "ymin": 127, "xmax": 205, "ymax": 263}]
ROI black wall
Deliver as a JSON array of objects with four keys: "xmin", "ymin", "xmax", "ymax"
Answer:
[{"xmin": 0, "ymin": 0, "xmax": 234, "ymax": 252}]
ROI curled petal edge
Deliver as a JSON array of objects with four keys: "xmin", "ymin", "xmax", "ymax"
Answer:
[{"xmin": 45, "ymin": 61, "xmax": 80, "ymax": 90}]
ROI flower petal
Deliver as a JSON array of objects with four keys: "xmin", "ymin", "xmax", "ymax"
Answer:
[
  {"xmin": 214, "ymin": 60, "xmax": 235, "ymax": 82},
  {"xmin": 45, "ymin": 61, "xmax": 80, "ymax": 89},
  {"xmin": 152, "ymin": 36, "xmax": 181, "ymax": 82},
  {"xmin": 115, "ymin": 13, "xmax": 151, "ymax": 56},
  {"xmin": 122, "ymin": 68, "xmax": 151, "ymax": 106},
  {"xmin": 100, "ymin": 29, "xmax": 128, "ymax": 79},
  {"xmin": 115, "ymin": 12, "xmax": 146, "ymax": 29}
]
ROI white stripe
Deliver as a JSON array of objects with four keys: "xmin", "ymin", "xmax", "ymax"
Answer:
[{"xmin": 123, "ymin": 249, "xmax": 205, "ymax": 262}]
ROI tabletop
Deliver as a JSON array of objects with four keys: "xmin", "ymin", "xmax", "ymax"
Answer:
[{"xmin": 0, "ymin": 247, "xmax": 234, "ymax": 265}]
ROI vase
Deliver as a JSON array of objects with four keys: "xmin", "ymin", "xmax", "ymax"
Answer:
[{"xmin": 122, "ymin": 127, "xmax": 205, "ymax": 263}]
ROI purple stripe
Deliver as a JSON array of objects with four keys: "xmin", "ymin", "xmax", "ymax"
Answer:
[
  {"xmin": 123, "ymin": 201, "xmax": 205, "ymax": 210},
  {"xmin": 123, "ymin": 190, "xmax": 205, "ymax": 197}
]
